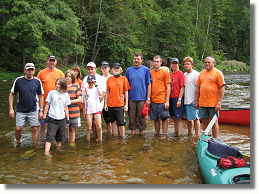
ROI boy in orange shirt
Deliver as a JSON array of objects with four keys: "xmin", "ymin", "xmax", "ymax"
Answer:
[
  {"xmin": 105, "ymin": 63, "xmax": 130, "ymax": 138},
  {"xmin": 150, "ymin": 55, "xmax": 171, "ymax": 138},
  {"xmin": 195, "ymin": 56, "xmax": 225, "ymax": 138}
]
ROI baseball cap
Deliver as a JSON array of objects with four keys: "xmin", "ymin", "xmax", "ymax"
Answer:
[
  {"xmin": 24, "ymin": 63, "xmax": 35, "ymax": 70},
  {"xmin": 87, "ymin": 75, "xmax": 96, "ymax": 83},
  {"xmin": 170, "ymin": 58, "xmax": 179, "ymax": 63},
  {"xmin": 101, "ymin": 61, "xmax": 109, "ymax": 67},
  {"xmin": 87, "ymin": 62, "xmax": 96, "ymax": 68},
  {"xmin": 112, "ymin": 62, "xmax": 121, "ymax": 68},
  {"xmin": 48, "ymin": 54, "xmax": 57, "ymax": 60}
]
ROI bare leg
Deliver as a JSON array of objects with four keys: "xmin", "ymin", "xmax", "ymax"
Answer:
[
  {"xmin": 69, "ymin": 126, "xmax": 76, "ymax": 143},
  {"xmin": 14, "ymin": 126, "xmax": 22, "ymax": 146},
  {"xmin": 154, "ymin": 119, "xmax": 161, "ymax": 135},
  {"xmin": 111, "ymin": 121, "xmax": 118, "ymax": 136},
  {"xmin": 118, "ymin": 126, "xmax": 125, "ymax": 138},
  {"xmin": 106, "ymin": 122, "xmax": 112, "ymax": 134},
  {"xmin": 39, "ymin": 123, "xmax": 46, "ymax": 143},
  {"xmin": 187, "ymin": 120, "xmax": 194, "ymax": 135},
  {"xmin": 94, "ymin": 114, "xmax": 102, "ymax": 142},
  {"xmin": 161, "ymin": 119, "xmax": 168, "ymax": 136},
  {"xmin": 130, "ymin": 129, "xmax": 136, "ymax": 137},
  {"xmin": 45, "ymin": 142, "xmax": 51, "ymax": 155},
  {"xmin": 212, "ymin": 120, "xmax": 219, "ymax": 138},
  {"xmin": 31, "ymin": 126, "xmax": 38, "ymax": 147},
  {"xmin": 174, "ymin": 118, "xmax": 183, "ymax": 136},
  {"xmin": 86, "ymin": 115, "xmax": 93, "ymax": 142},
  {"xmin": 194, "ymin": 119, "xmax": 201, "ymax": 137}
]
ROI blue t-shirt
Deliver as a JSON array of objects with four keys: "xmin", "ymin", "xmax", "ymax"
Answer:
[
  {"xmin": 125, "ymin": 65, "xmax": 152, "ymax": 101},
  {"xmin": 11, "ymin": 76, "xmax": 44, "ymax": 113}
]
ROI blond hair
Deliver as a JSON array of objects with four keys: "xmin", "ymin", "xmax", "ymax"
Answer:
[{"xmin": 183, "ymin": 56, "xmax": 194, "ymax": 65}]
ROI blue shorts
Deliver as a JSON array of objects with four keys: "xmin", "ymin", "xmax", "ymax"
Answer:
[
  {"xmin": 185, "ymin": 104, "xmax": 199, "ymax": 121},
  {"xmin": 169, "ymin": 98, "xmax": 185, "ymax": 118},
  {"xmin": 150, "ymin": 103, "xmax": 165, "ymax": 120},
  {"xmin": 199, "ymin": 107, "xmax": 219, "ymax": 118}
]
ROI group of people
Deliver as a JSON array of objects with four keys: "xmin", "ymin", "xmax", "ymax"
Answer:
[{"xmin": 9, "ymin": 52, "xmax": 225, "ymax": 155}]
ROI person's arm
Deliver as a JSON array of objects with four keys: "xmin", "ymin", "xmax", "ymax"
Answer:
[
  {"xmin": 145, "ymin": 83, "xmax": 151, "ymax": 107},
  {"xmin": 43, "ymin": 102, "xmax": 50, "ymax": 119},
  {"xmin": 194, "ymin": 86, "xmax": 200, "ymax": 110},
  {"xmin": 124, "ymin": 90, "xmax": 129, "ymax": 111},
  {"xmin": 104, "ymin": 90, "xmax": 109, "ymax": 111},
  {"xmin": 177, "ymin": 87, "xmax": 185, "ymax": 108},
  {"xmin": 65, "ymin": 105, "xmax": 69, "ymax": 121},
  {"xmin": 38, "ymin": 94, "xmax": 44, "ymax": 120},
  {"xmin": 215, "ymin": 86, "xmax": 225, "ymax": 112},
  {"xmin": 9, "ymin": 92, "xmax": 15, "ymax": 118},
  {"xmin": 165, "ymin": 83, "xmax": 170, "ymax": 109}
]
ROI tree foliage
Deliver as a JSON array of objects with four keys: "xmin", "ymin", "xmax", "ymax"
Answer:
[{"xmin": 0, "ymin": 0, "xmax": 250, "ymax": 72}]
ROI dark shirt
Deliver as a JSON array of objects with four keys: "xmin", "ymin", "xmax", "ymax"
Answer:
[{"xmin": 11, "ymin": 76, "xmax": 44, "ymax": 113}]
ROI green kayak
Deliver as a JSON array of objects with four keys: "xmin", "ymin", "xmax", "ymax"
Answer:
[{"xmin": 197, "ymin": 133, "xmax": 250, "ymax": 184}]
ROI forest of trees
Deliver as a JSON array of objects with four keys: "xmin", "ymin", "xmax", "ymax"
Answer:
[{"xmin": 0, "ymin": 0, "xmax": 250, "ymax": 73}]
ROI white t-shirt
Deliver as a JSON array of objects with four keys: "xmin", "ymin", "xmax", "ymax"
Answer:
[
  {"xmin": 102, "ymin": 74, "xmax": 112, "ymax": 82},
  {"xmin": 184, "ymin": 70, "xmax": 200, "ymax": 105},
  {"xmin": 46, "ymin": 90, "xmax": 71, "ymax": 120},
  {"xmin": 85, "ymin": 87, "xmax": 101, "ymax": 114},
  {"xmin": 81, "ymin": 73, "xmax": 106, "ymax": 112}
]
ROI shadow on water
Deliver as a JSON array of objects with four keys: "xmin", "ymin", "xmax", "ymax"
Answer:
[{"xmin": 0, "ymin": 73, "xmax": 250, "ymax": 184}]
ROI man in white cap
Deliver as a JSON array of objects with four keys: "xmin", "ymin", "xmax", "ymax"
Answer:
[
  {"xmin": 81, "ymin": 62, "xmax": 106, "ymax": 141},
  {"xmin": 9, "ymin": 63, "xmax": 44, "ymax": 147}
]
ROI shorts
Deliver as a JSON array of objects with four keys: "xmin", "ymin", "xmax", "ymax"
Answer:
[
  {"xmin": 199, "ymin": 107, "xmax": 219, "ymax": 119},
  {"xmin": 169, "ymin": 98, "xmax": 185, "ymax": 118},
  {"xmin": 45, "ymin": 117, "xmax": 66, "ymax": 143},
  {"xmin": 150, "ymin": 103, "xmax": 164, "ymax": 120},
  {"xmin": 102, "ymin": 108, "xmax": 113, "ymax": 123},
  {"xmin": 109, "ymin": 107, "xmax": 126, "ymax": 126},
  {"xmin": 69, "ymin": 117, "xmax": 79, "ymax": 127},
  {"xmin": 16, "ymin": 111, "xmax": 40, "ymax": 127},
  {"xmin": 185, "ymin": 104, "xmax": 199, "ymax": 121}
]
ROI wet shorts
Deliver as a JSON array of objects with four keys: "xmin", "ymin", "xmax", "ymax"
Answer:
[
  {"xmin": 102, "ymin": 108, "xmax": 113, "ymax": 123},
  {"xmin": 45, "ymin": 117, "xmax": 66, "ymax": 143},
  {"xmin": 68, "ymin": 117, "xmax": 79, "ymax": 127},
  {"xmin": 199, "ymin": 107, "xmax": 219, "ymax": 119},
  {"xmin": 16, "ymin": 111, "xmax": 40, "ymax": 127},
  {"xmin": 150, "ymin": 103, "xmax": 164, "ymax": 120},
  {"xmin": 169, "ymin": 98, "xmax": 185, "ymax": 118},
  {"xmin": 109, "ymin": 107, "xmax": 126, "ymax": 126},
  {"xmin": 185, "ymin": 104, "xmax": 199, "ymax": 121}
]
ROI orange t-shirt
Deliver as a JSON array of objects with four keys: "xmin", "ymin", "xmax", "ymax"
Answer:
[
  {"xmin": 150, "ymin": 68, "xmax": 171, "ymax": 103},
  {"xmin": 196, "ymin": 68, "xmax": 225, "ymax": 107},
  {"xmin": 37, "ymin": 68, "xmax": 65, "ymax": 104},
  {"xmin": 106, "ymin": 76, "xmax": 131, "ymax": 107}
]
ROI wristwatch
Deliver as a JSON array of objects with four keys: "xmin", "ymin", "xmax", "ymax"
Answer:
[
  {"xmin": 217, "ymin": 102, "xmax": 221, "ymax": 105},
  {"xmin": 147, "ymin": 98, "xmax": 150, "ymax": 101},
  {"xmin": 40, "ymin": 109, "xmax": 44, "ymax": 111},
  {"xmin": 178, "ymin": 98, "xmax": 181, "ymax": 101}
]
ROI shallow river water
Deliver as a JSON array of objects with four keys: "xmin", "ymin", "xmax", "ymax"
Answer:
[{"xmin": 0, "ymin": 73, "xmax": 250, "ymax": 184}]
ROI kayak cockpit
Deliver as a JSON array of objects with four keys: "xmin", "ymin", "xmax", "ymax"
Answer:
[{"xmin": 231, "ymin": 174, "xmax": 250, "ymax": 184}]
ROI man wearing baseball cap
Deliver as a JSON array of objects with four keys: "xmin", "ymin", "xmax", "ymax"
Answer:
[
  {"xmin": 9, "ymin": 63, "xmax": 44, "ymax": 147},
  {"xmin": 37, "ymin": 54, "xmax": 65, "ymax": 143}
]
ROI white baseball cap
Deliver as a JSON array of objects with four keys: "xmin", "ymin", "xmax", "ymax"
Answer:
[{"xmin": 87, "ymin": 62, "xmax": 96, "ymax": 68}]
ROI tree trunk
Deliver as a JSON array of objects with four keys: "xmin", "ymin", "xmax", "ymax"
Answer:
[
  {"xmin": 201, "ymin": 7, "xmax": 212, "ymax": 61},
  {"xmin": 91, "ymin": 0, "xmax": 102, "ymax": 62}
]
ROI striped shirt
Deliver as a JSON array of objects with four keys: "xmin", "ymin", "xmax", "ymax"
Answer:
[{"xmin": 67, "ymin": 84, "xmax": 82, "ymax": 119}]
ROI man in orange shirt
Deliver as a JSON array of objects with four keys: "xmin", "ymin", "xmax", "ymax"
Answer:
[
  {"xmin": 150, "ymin": 55, "xmax": 171, "ymax": 138},
  {"xmin": 195, "ymin": 56, "xmax": 225, "ymax": 138},
  {"xmin": 37, "ymin": 54, "xmax": 65, "ymax": 143}
]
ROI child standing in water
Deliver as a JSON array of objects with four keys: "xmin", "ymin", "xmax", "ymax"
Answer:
[
  {"xmin": 65, "ymin": 70, "xmax": 82, "ymax": 146},
  {"xmin": 82, "ymin": 75, "xmax": 103, "ymax": 142},
  {"xmin": 42, "ymin": 78, "xmax": 70, "ymax": 155}
]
